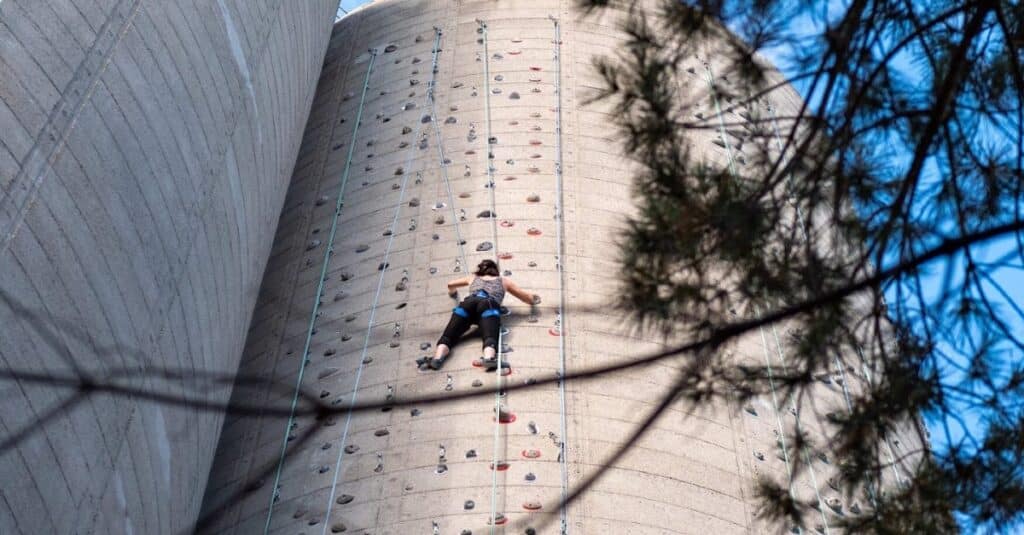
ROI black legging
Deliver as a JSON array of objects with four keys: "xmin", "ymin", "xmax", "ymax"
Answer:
[{"xmin": 438, "ymin": 294, "xmax": 501, "ymax": 351}]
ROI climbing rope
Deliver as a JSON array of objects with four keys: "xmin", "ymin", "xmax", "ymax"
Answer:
[
  {"xmin": 767, "ymin": 323, "xmax": 832, "ymax": 533},
  {"xmin": 262, "ymin": 49, "xmax": 377, "ymax": 535},
  {"xmin": 766, "ymin": 102, "xmax": 890, "ymax": 504},
  {"xmin": 317, "ymin": 39, "xmax": 443, "ymax": 533},
  {"xmin": 478, "ymin": 18, "xmax": 506, "ymax": 533},
  {"xmin": 426, "ymin": 27, "xmax": 469, "ymax": 271},
  {"xmin": 854, "ymin": 345, "xmax": 908, "ymax": 489},
  {"xmin": 703, "ymin": 62, "xmax": 830, "ymax": 532},
  {"xmin": 754, "ymin": 306, "xmax": 798, "ymax": 501},
  {"xmin": 551, "ymin": 15, "xmax": 571, "ymax": 534}
]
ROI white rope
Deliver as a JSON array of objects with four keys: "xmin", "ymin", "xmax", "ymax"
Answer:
[
  {"xmin": 262, "ymin": 49, "xmax": 377, "ymax": 535},
  {"xmin": 766, "ymin": 102, "xmax": 893, "ymax": 503},
  {"xmin": 704, "ymin": 62, "xmax": 829, "ymax": 532},
  {"xmin": 550, "ymin": 15, "xmax": 570, "ymax": 534},
  {"xmin": 426, "ymin": 27, "xmax": 469, "ymax": 271},
  {"xmin": 477, "ymin": 19, "xmax": 506, "ymax": 534},
  {"xmin": 319, "ymin": 41, "xmax": 441, "ymax": 533}
]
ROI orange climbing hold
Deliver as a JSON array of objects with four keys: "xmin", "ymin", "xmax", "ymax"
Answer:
[
  {"xmin": 549, "ymin": 327, "xmax": 562, "ymax": 336},
  {"xmin": 498, "ymin": 252, "xmax": 513, "ymax": 260},
  {"xmin": 522, "ymin": 449, "xmax": 541, "ymax": 459}
]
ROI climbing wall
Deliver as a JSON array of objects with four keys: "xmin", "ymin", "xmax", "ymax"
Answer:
[{"xmin": 201, "ymin": 1, "xmax": 926, "ymax": 534}]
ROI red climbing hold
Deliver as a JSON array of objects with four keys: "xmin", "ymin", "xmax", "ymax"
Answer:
[
  {"xmin": 523, "ymin": 501, "xmax": 543, "ymax": 511},
  {"xmin": 529, "ymin": 66, "xmax": 542, "ymax": 71},
  {"xmin": 549, "ymin": 327, "xmax": 562, "ymax": 337},
  {"xmin": 522, "ymin": 449, "xmax": 541, "ymax": 459},
  {"xmin": 500, "ymin": 220, "xmax": 515, "ymax": 228},
  {"xmin": 504, "ymin": 175, "xmax": 517, "ymax": 181},
  {"xmin": 494, "ymin": 413, "xmax": 517, "ymax": 424},
  {"xmin": 488, "ymin": 514, "xmax": 509, "ymax": 525},
  {"xmin": 527, "ymin": 227, "xmax": 542, "ymax": 236},
  {"xmin": 529, "ymin": 140, "xmax": 542, "ymax": 146},
  {"xmin": 490, "ymin": 461, "xmax": 511, "ymax": 471},
  {"xmin": 498, "ymin": 252, "xmax": 513, "ymax": 260}
]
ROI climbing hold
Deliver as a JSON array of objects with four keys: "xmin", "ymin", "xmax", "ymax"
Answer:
[
  {"xmin": 333, "ymin": 291, "xmax": 347, "ymax": 301},
  {"xmin": 318, "ymin": 368, "xmax": 340, "ymax": 380},
  {"xmin": 336, "ymin": 495, "xmax": 354, "ymax": 507},
  {"xmin": 464, "ymin": 500, "xmax": 475, "ymax": 510},
  {"xmin": 472, "ymin": 379, "xmax": 483, "ymax": 387},
  {"xmin": 452, "ymin": 81, "xmax": 463, "ymax": 88},
  {"xmin": 744, "ymin": 405, "xmax": 758, "ymax": 416},
  {"xmin": 436, "ymin": 463, "xmax": 448, "ymax": 474},
  {"xmin": 459, "ymin": 192, "xmax": 471, "ymax": 198},
  {"xmin": 525, "ymin": 472, "xmax": 536, "ymax": 481},
  {"xmin": 434, "ymin": 215, "xmax": 445, "ymax": 224},
  {"xmin": 378, "ymin": 262, "xmax": 389, "ymax": 271},
  {"xmin": 293, "ymin": 507, "xmax": 307, "ymax": 519},
  {"xmin": 394, "ymin": 167, "xmax": 404, "ymax": 176},
  {"xmin": 527, "ymin": 227, "xmax": 542, "ymax": 236},
  {"xmin": 445, "ymin": 116, "xmax": 457, "ymax": 124},
  {"xmin": 502, "ymin": 270, "xmax": 511, "ymax": 276},
  {"xmin": 522, "ymin": 449, "xmax": 541, "ymax": 459},
  {"xmin": 523, "ymin": 501, "xmax": 542, "ymax": 511},
  {"xmin": 488, "ymin": 514, "xmax": 508, "ymax": 526},
  {"xmin": 374, "ymin": 429, "xmax": 389, "ymax": 437},
  {"xmin": 344, "ymin": 444, "xmax": 359, "ymax": 454},
  {"xmin": 528, "ymin": 76, "xmax": 542, "ymax": 83},
  {"xmin": 306, "ymin": 240, "xmax": 321, "ymax": 251},
  {"xmin": 331, "ymin": 523, "xmax": 347, "ymax": 533},
  {"xmin": 477, "ymin": 210, "xmax": 494, "ymax": 218},
  {"xmin": 384, "ymin": 44, "xmax": 398, "ymax": 53},
  {"xmin": 410, "ymin": 79, "xmax": 420, "ymax": 86},
  {"xmin": 323, "ymin": 348, "xmax": 336, "ymax": 357},
  {"xmin": 494, "ymin": 74, "xmax": 504, "ymax": 81},
  {"xmin": 401, "ymin": 126, "xmax": 413, "ymax": 134},
  {"xmin": 826, "ymin": 497, "xmax": 843, "ymax": 513},
  {"xmin": 362, "ymin": 355, "xmax": 373, "ymax": 364},
  {"xmin": 490, "ymin": 461, "xmax": 510, "ymax": 471},
  {"xmin": 411, "ymin": 408, "xmax": 421, "ymax": 416},
  {"xmin": 356, "ymin": 244, "xmax": 370, "ymax": 253},
  {"xmin": 753, "ymin": 450, "xmax": 765, "ymax": 461},
  {"xmin": 476, "ymin": 241, "xmax": 493, "ymax": 252},
  {"xmin": 548, "ymin": 327, "xmax": 561, "ymax": 337},
  {"xmin": 389, "ymin": 341, "xmax": 400, "ymax": 348},
  {"xmin": 420, "ymin": 342, "xmax": 431, "ymax": 350},
  {"xmin": 396, "ymin": 281, "xmax": 407, "ymax": 292},
  {"xmin": 429, "ymin": 267, "xmax": 438, "ymax": 274},
  {"xmin": 526, "ymin": 193, "xmax": 540, "ymax": 202},
  {"xmin": 316, "ymin": 195, "xmax": 330, "ymax": 206},
  {"xmin": 319, "ymin": 390, "xmax": 330, "ymax": 398},
  {"xmin": 500, "ymin": 220, "xmax": 514, "ymax": 228},
  {"xmin": 498, "ymin": 252, "xmax": 513, "ymax": 260},
  {"xmin": 420, "ymin": 114, "xmax": 430, "ymax": 123},
  {"xmin": 318, "ymin": 465, "xmax": 330, "ymax": 474},
  {"xmin": 527, "ymin": 261, "xmax": 537, "ymax": 267},
  {"xmin": 529, "ymin": 66, "xmax": 542, "ymax": 71},
  {"xmin": 341, "ymin": 334, "xmax": 352, "ymax": 342}
]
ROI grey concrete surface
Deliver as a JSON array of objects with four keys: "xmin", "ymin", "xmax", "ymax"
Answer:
[
  {"xmin": 199, "ymin": 1, "xmax": 924, "ymax": 534},
  {"xmin": 0, "ymin": 1, "xmax": 338, "ymax": 533}
]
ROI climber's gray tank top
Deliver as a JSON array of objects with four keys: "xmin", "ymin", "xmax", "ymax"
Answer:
[{"xmin": 468, "ymin": 276, "xmax": 505, "ymax": 304}]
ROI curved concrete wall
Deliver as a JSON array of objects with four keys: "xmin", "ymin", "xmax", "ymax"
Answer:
[
  {"xmin": 0, "ymin": 1, "xmax": 337, "ymax": 533},
  {"xmin": 202, "ymin": 1, "xmax": 923, "ymax": 534}
]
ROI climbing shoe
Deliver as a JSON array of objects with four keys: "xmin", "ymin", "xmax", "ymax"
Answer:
[{"xmin": 428, "ymin": 356, "xmax": 447, "ymax": 370}]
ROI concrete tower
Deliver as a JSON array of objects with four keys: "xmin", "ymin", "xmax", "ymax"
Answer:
[
  {"xmin": 200, "ymin": 1, "xmax": 925, "ymax": 533},
  {"xmin": 0, "ymin": 1, "xmax": 337, "ymax": 533}
]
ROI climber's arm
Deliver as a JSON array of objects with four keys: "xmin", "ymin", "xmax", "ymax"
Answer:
[
  {"xmin": 447, "ymin": 276, "xmax": 472, "ymax": 296},
  {"xmin": 503, "ymin": 279, "xmax": 539, "ymax": 305}
]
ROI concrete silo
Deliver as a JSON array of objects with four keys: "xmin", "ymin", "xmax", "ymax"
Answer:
[{"xmin": 0, "ymin": 1, "xmax": 337, "ymax": 533}]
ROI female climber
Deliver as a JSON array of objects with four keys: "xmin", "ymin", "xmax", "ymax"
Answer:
[{"xmin": 418, "ymin": 259, "xmax": 539, "ymax": 371}]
